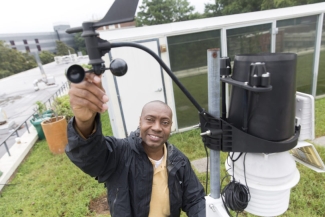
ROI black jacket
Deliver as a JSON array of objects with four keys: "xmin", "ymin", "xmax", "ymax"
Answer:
[{"xmin": 66, "ymin": 114, "xmax": 206, "ymax": 217}]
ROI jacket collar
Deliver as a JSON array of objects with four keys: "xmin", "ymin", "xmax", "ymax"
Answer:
[{"xmin": 127, "ymin": 129, "xmax": 142, "ymax": 154}]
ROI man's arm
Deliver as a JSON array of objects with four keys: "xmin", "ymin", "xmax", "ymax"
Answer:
[
  {"xmin": 66, "ymin": 113, "xmax": 120, "ymax": 180},
  {"xmin": 65, "ymin": 73, "xmax": 118, "ymax": 179}
]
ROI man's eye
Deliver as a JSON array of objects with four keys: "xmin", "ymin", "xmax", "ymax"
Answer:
[
  {"xmin": 162, "ymin": 121, "xmax": 170, "ymax": 126},
  {"xmin": 146, "ymin": 118, "xmax": 153, "ymax": 122}
]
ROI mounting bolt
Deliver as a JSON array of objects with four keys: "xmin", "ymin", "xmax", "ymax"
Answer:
[
  {"xmin": 200, "ymin": 130, "xmax": 211, "ymax": 136},
  {"xmin": 209, "ymin": 204, "xmax": 216, "ymax": 212},
  {"xmin": 160, "ymin": 45, "xmax": 167, "ymax": 53}
]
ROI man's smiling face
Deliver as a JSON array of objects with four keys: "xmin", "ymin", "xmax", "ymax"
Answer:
[{"xmin": 139, "ymin": 101, "xmax": 172, "ymax": 151}]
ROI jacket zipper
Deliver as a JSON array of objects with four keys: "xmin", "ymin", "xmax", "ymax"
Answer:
[{"xmin": 112, "ymin": 188, "xmax": 119, "ymax": 216}]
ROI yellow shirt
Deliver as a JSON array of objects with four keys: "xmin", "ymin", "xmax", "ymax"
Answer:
[{"xmin": 148, "ymin": 145, "xmax": 170, "ymax": 217}]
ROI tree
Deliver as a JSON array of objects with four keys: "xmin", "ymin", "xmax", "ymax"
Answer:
[
  {"xmin": 56, "ymin": 41, "xmax": 75, "ymax": 56},
  {"xmin": 203, "ymin": 1, "xmax": 223, "ymax": 18},
  {"xmin": 0, "ymin": 70, "xmax": 13, "ymax": 79},
  {"xmin": 204, "ymin": 0, "xmax": 325, "ymax": 17},
  {"xmin": 0, "ymin": 41, "xmax": 36, "ymax": 78},
  {"xmin": 39, "ymin": 51, "xmax": 55, "ymax": 64},
  {"xmin": 74, "ymin": 32, "xmax": 87, "ymax": 55},
  {"xmin": 135, "ymin": 0, "xmax": 198, "ymax": 27}
]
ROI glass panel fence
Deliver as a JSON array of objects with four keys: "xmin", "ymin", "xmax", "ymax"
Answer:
[
  {"xmin": 168, "ymin": 30, "xmax": 221, "ymax": 128},
  {"xmin": 317, "ymin": 15, "xmax": 325, "ymax": 96},
  {"xmin": 277, "ymin": 15, "xmax": 318, "ymax": 94},
  {"xmin": 167, "ymin": 15, "xmax": 323, "ymax": 129},
  {"xmin": 227, "ymin": 23, "xmax": 272, "ymax": 60}
]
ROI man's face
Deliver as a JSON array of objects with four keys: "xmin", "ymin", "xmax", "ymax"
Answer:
[{"xmin": 139, "ymin": 102, "xmax": 172, "ymax": 150}]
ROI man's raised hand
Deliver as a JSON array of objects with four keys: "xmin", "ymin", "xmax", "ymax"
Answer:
[{"xmin": 69, "ymin": 73, "xmax": 108, "ymax": 136}]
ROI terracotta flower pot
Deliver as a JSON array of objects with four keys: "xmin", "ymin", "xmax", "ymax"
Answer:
[{"xmin": 41, "ymin": 116, "xmax": 68, "ymax": 154}]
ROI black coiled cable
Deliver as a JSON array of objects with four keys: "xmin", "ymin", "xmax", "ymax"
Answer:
[{"xmin": 221, "ymin": 153, "xmax": 250, "ymax": 217}]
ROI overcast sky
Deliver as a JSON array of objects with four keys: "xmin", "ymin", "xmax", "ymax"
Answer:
[{"xmin": 0, "ymin": 0, "xmax": 214, "ymax": 34}]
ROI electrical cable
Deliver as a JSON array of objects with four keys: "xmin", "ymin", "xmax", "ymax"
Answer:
[{"xmin": 221, "ymin": 152, "xmax": 250, "ymax": 217}]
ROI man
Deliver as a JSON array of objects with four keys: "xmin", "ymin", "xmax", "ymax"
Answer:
[{"xmin": 65, "ymin": 73, "xmax": 206, "ymax": 217}]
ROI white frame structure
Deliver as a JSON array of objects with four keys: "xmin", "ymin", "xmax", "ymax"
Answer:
[{"xmin": 99, "ymin": 2, "xmax": 325, "ymax": 133}]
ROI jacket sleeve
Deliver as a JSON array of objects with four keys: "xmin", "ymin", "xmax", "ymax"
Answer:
[
  {"xmin": 182, "ymin": 158, "xmax": 206, "ymax": 217},
  {"xmin": 65, "ymin": 113, "xmax": 123, "ymax": 182}
]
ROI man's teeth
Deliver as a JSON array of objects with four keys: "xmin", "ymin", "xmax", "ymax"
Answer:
[{"xmin": 150, "ymin": 135, "xmax": 159, "ymax": 139}]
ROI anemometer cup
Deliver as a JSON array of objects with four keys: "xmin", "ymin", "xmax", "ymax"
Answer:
[
  {"xmin": 110, "ymin": 58, "xmax": 128, "ymax": 77},
  {"xmin": 65, "ymin": 65, "xmax": 85, "ymax": 83}
]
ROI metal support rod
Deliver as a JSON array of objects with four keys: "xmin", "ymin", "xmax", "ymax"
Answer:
[
  {"xmin": 207, "ymin": 48, "xmax": 221, "ymax": 198},
  {"xmin": 312, "ymin": 13, "xmax": 324, "ymax": 97},
  {"xmin": 25, "ymin": 121, "xmax": 30, "ymax": 133},
  {"xmin": 15, "ymin": 131, "xmax": 19, "ymax": 137},
  {"xmin": 222, "ymin": 82, "xmax": 226, "ymax": 119},
  {"xmin": 220, "ymin": 28, "xmax": 230, "ymax": 118},
  {"xmin": 4, "ymin": 141, "xmax": 11, "ymax": 156},
  {"xmin": 271, "ymin": 20, "xmax": 277, "ymax": 53}
]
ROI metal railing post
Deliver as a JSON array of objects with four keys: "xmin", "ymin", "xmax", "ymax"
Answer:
[
  {"xmin": 24, "ymin": 121, "xmax": 30, "ymax": 133},
  {"xmin": 4, "ymin": 141, "xmax": 11, "ymax": 156}
]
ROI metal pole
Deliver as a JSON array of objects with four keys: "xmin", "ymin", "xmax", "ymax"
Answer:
[
  {"xmin": 4, "ymin": 141, "xmax": 11, "ymax": 156},
  {"xmin": 312, "ymin": 13, "xmax": 324, "ymax": 97},
  {"xmin": 33, "ymin": 52, "xmax": 47, "ymax": 82},
  {"xmin": 207, "ymin": 48, "xmax": 221, "ymax": 199},
  {"xmin": 24, "ymin": 121, "xmax": 30, "ymax": 133},
  {"xmin": 271, "ymin": 20, "xmax": 277, "ymax": 53},
  {"xmin": 221, "ymin": 28, "xmax": 230, "ymax": 118}
]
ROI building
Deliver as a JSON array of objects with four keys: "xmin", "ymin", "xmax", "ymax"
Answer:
[
  {"xmin": 96, "ymin": 20, "xmax": 136, "ymax": 31},
  {"xmin": 0, "ymin": 21, "xmax": 136, "ymax": 54},
  {"xmin": 0, "ymin": 23, "xmax": 75, "ymax": 54}
]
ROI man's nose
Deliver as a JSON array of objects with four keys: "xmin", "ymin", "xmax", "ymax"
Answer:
[{"xmin": 152, "ymin": 121, "xmax": 162, "ymax": 131}]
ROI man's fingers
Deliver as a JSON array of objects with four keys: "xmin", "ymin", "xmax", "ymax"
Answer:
[
  {"xmin": 94, "ymin": 75, "xmax": 105, "ymax": 91},
  {"xmin": 93, "ymin": 75, "xmax": 101, "ymax": 84},
  {"xmin": 71, "ymin": 78, "xmax": 107, "ymax": 101},
  {"xmin": 72, "ymin": 96, "xmax": 105, "ymax": 113},
  {"xmin": 85, "ymin": 73, "xmax": 96, "ymax": 82},
  {"xmin": 70, "ymin": 86, "xmax": 107, "ymax": 112},
  {"xmin": 85, "ymin": 73, "xmax": 105, "ymax": 91},
  {"xmin": 102, "ymin": 95, "xmax": 109, "ymax": 103}
]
